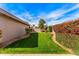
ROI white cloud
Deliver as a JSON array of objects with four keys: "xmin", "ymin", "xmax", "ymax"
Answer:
[
  {"xmin": 6, "ymin": 9, "xmax": 39, "ymax": 26},
  {"xmin": 46, "ymin": 9, "xmax": 65, "ymax": 19},
  {"xmin": 32, "ymin": 3, "xmax": 79, "ymax": 25},
  {"xmin": 46, "ymin": 4, "xmax": 79, "ymax": 20},
  {"xmin": 10, "ymin": 10, "xmax": 33, "ymax": 21},
  {"xmin": 16, "ymin": 11, "xmax": 39, "ymax": 26},
  {"xmin": 59, "ymin": 13, "xmax": 79, "ymax": 22},
  {"xmin": 64, "ymin": 4, "xmax": 79, "ymax": 14},
  {"xmin": 51, "ymin": 11, "xmax": 79, "ymax": 25},
  {"xmin": 3, "ymin": 3, "xmax": 79, "ymax": 26},
  {"xmin": 43, "ymin": 4, "xmax": 79, "ymax": 25},
  {"xmin": 21, "ymin": 12, "xmax": 33, "ymax": 21},
  {"xmin": 42, "ymin": 4, "xmax": 79, "ymax": 25},
  {"xmin": 48, "ymin": 13, "xmax": 79, "ymax": 25}
]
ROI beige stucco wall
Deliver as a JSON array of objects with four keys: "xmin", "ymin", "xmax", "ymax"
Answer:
[{"xmin": 0, "ymin": 14, "xmax": 29, "ymax": 43}]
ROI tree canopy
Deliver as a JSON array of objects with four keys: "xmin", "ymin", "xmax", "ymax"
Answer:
[{"xmin": 38, "ymin": 18, "xmax": 46, "ymax": 29}]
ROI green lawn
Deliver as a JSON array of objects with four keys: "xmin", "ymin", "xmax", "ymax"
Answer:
[
  {"xmin": 56, "ymin": 33, "xmax": 79, "ymax": 55},
  {"xmin": 0, "ymin": 32, "xmax": 68, "ymax": 54}
]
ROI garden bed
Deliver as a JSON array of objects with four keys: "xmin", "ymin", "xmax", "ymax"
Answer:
[{"xmin": 56, "ymin": 33, "xmax": 79, "ymax": 55}]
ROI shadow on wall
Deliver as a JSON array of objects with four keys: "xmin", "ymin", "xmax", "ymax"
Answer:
[{"xmin": 5, "ymin": 33, "xmax": 38, "ymax": 48}]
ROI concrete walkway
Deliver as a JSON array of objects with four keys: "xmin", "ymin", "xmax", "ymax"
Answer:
[
  {"xmin": 51, "ymin": 31, "xmax": 74, "ymax": 54},
  {"xmin": 33, "ymin": 27, "xmax": 41, "ymax": 32}
]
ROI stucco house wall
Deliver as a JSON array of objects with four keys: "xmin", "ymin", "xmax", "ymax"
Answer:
[{"xmin": 0, "ymin": 8, "xmax": 30, "ymax": 47}]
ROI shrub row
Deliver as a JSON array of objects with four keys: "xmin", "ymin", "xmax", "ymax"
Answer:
[{"xmin": 56, "ymin": 33, "xmax": 79, "ymax": 50}]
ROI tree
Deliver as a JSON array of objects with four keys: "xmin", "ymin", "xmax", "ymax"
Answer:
[
  {"xmin": 38, "ymin": 18, "xmax": 46, "ymax": 29},
  {"xmin": 47, "ymin": 26, "xmax": 52, "ymax": 32}
]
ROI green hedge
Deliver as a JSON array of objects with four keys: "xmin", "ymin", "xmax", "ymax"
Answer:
[{"xmin": 47, "ymin": 26, "xmax": 52, "ymax": 32}]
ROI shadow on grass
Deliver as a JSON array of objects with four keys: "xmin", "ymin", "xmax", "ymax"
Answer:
[{"xmin": 6, "ymin": 33, "xmax": 38, "ymax": 48}]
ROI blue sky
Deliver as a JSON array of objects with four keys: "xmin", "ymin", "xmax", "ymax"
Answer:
[{"xmin": 0, "ymin": 3, "xmax": 79, "ymax": 26}]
